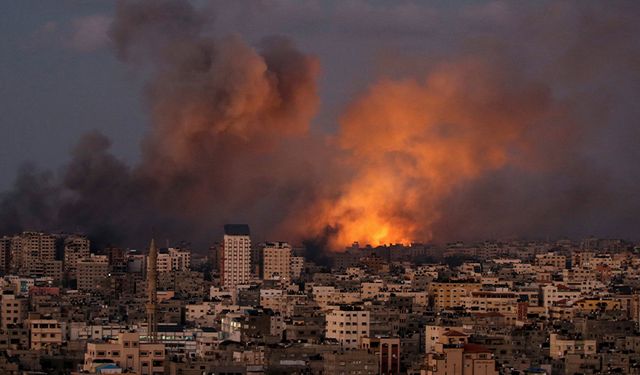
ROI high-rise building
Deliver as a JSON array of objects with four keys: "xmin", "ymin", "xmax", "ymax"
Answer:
[
  {"xmin": 9, "ymin": 232, "xmax": 56, "ymax": 276},
  {"xmin": 221, "ymin": 224, "xmax": 251, "ymax": 290},
  {"xmin": 146, "ymin": 239, "xmax": 158, "ymax": 343},
  {"xmin": 290, "ymin": 256, "xmax": 304, "ymax": 280},
  {"xmin": 77, "ymin": 255, "xmax": 109, "ymax": 291},
  {"xmin": 41, "ymin": 260, "xmax": 63, "ymax": 282},
  {"xmin": 0, "ymin": 237, "xmax": 11, "ymax": 274},
  {"xmin": 125, "ymin": 251, "xmax": 146, "ymax": 274},
  {"xmin": 106, "ymin": 247, "xmax": 127, "ymax": 273},
  {"xmin": 209, "ymin": 242, "xmax": 221, "ymax": 271},
  {"xmin": 63, "ymin": 235, "xmax": 90, "ymax": 279},
  {"xmin": 263, "ymin": 242, "xmax": 292, "ymax": 283}
]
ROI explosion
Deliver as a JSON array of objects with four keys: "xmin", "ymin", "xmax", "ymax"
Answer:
[{"xmin": 299, "ymin": 60, "xmax": 559, "ymax": 248}]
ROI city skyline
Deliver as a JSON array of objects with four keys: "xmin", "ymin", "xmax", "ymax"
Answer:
[
  {"xmin": 0, "ymin": 226, "xmax": 638, "ymax": 374},
  {"xmin": 1, "ymin": 2, "xmax": 639, "ymax": 372}
]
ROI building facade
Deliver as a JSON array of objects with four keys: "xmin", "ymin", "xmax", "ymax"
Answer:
[
  {"xmin": 10, "ymin": 232, "xmax": 56, "ymax": 276},
  {"xmin": 221, "ymin": 225, "xmax": 251, "ymax": 290},
  {"xmin": 263, "ymin": 242, "xmax": 292, "ymax": 283},
  {"xmin": 77, "ymin": 254, "xmax": 109, "ymax": 291},
  {"xmin": 326, "ymin": 306, "xmax": 370, "ymax": 349}
]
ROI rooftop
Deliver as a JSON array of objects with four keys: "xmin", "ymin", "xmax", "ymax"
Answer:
[
  {"xmin": 463, "ymin": 343, "xmax": 493, "ymax": 354},
  {"xmin": 443, "ymin": 330, "xmax": 468, "ymax": 337},
  {"xmin": 224, "ymin": 224, "xmax": 250, "ymax": 236}
]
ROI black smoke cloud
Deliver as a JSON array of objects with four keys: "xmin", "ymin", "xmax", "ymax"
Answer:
[
  {"xmin": 0, "ymin": 0, "xmax": 320, "ymax": 248},
  {"xmin": 0, "ymin": 164, "xmax": 59, "ymax": 236}
]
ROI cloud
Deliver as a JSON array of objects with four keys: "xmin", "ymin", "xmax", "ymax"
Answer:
[
  {"xmin": 26, "ymin": 14, "xmax": 111, "ymax": 53},
  {"xmin": 68, "ymin": 15, "xmax": 112, "ymax": 52}
]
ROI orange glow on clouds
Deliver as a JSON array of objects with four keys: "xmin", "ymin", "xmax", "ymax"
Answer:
[{"xmin": 299, "ymin": 60, "xmax": 554, "ymax": 249}]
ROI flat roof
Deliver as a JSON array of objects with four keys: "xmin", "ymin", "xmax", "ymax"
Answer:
[{"xmin": 224, "ymin": 224, "xmax": 250, "ymax": 236}]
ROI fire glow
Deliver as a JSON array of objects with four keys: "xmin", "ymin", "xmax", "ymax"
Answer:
[{"xmin": 296, "ymin": 61, "xmax": 557, "ymax": 249}]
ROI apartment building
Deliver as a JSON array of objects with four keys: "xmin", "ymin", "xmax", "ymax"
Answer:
[
  {"xmin": 29, "ymin": 318, "xmax": 64, "ymax": 350},
  {"xmin": 541, "ymin": 284, "xmax": 581, "ymax": 311},
  {"xmin": 1, "ymin": 292, "xmax": 27, "ymax": 329},
  {"xmin": 312, "ymin": 285, "xmax": 337, "ymax": 310},
  {"xmin": 465, "ymin": 291, "xmax": 518, "ymax": 314},
  {"xmin": 221, "ymin": 224, "xmax": 251, "ymax": 290},
  {"xmin": 157, "ymin": 248, "xmax": 191, "ymax": 273},
  {"xmin": 323, "ymin": 349, "xmax": 378, "ymax": 375},
  {"xmin": 549, "ymin": 333, "xmax": 597, "ymax": 359},
  {"xmin": 535, "ymin": 252, "xmax": 566, "ymax": 269},
  {"xmin": 260, "ymin": 288, "xmax": 285, "ymax": 313},
  {"xmin": 262, "ymin": 242, "xmax": 292, "ymax": 282},
  {"xmin": 63, "ymin": 234, "xmax": 90, "ymax": 279},
  {"xmin": 325, "ymin": 306, "xmax": 370, "ymax": 349},
  {"xmin": 77, "ymin": 254, "xmax": 109, "ymax": 291},
  {"xmin": 425, "ymin": 330, "xmax": 497, "ymax": 375},
  {"xmin": 425, "ymin": 325, "xmax": 466, "ymax": 354},
  {"xmin": 84, "ymin": 332, "xmax": 165, "ymax": 374},
  {"xmin": 290, "ymin": 256, "xmax": 304, "ymax": 280},
  {"xmin": 361, "ymin": 336, "xmax": 401, "ymax": 375},
  {"xmin": 430, "ymin": 281, "xmax": 482, "ymax": 310},
  {"xmin": 10, "ymin": 232, "xmax": 56, "ymax": 276},
  {"xmin": 0, "ymin": 237, "xmax": 10, "ymax": 274}
]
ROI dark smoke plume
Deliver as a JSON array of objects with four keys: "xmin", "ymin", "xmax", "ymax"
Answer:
[{"xmin": 0, "ymin": 0, "xmax": 319, "ymax": 248}]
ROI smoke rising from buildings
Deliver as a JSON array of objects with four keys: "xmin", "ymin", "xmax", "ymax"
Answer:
[
  {"xmin": 297, "ymin": 59, "xmax": 571, "ymax": 247},
  {"xmin": 2, "ymin": 0, "xmax": 320, "ymax": 248},
  {"xmin": 1, "ymin": 0, "xmax": 639, "ymax": 250}
]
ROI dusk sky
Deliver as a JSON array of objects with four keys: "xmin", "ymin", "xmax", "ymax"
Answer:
[
  {"xmin": 1, "ymin": 0, "xmax": 639, "ymax": 247},
  {"xmin": 0, "ymin": 0, "xmax": 443, "ymax": 187}
]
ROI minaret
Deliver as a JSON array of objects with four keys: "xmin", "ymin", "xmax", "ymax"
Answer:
[{"xmin": 146, "ymin": 238, "xmax": 158, "ymax": 342}]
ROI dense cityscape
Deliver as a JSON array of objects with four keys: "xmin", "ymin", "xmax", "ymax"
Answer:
[
  {"xmin": 2, "ymin": 0, "xmax": 640, "ymax": 374},
  {"xmin": 0, "ymin": 226, "xmax": 638, "ymax": 374}
]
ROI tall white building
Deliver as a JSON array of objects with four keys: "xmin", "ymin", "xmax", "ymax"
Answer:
[
  {"xmin": 263, "ymin": 242, "xmax": 292, "ymax": 283},
  {"xmin": 221, "ymin": 224, "xmax": 251, "ymax": 290}
]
